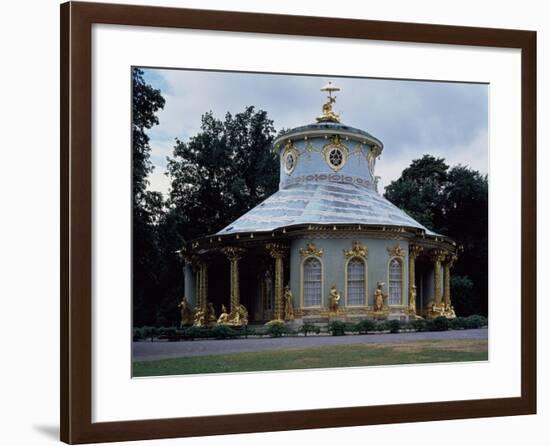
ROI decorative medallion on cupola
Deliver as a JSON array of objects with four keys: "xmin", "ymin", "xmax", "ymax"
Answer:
[
  {"xmin": 282, "ymin": 140, "xmax": 299, "ymax": 175},
  {"xmin": 322, "ymin": 134, "xmax": 349, "ymax": 172}
]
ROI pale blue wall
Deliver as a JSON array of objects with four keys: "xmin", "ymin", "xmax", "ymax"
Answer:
[
  {"xmin": 288, "ymin": 237, "xmax": 410, "ymax": 309},
  {"xmin": 184, "ymin": 264, "xmax": 197, "ymax": 307},
  {"xmin": 279, "ymin": 136, "xmax": 375, "ymax": 188}
]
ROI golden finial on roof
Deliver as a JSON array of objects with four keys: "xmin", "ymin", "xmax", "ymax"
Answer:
[{"xmin": 316, "ymin": 81, "xmax": 341, "ymax": 123}]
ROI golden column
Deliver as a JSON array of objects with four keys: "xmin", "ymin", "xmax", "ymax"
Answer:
[
  {"xmin": 266, "ymin": 243, "xmax": 289, "ymax": 321},
  {"xmin": 408, "ymin": 245, "xmax": 423, "ymax": 311},
  {"xmin": 431, "ymin": 250, "xmax": 446, "ymax": 306},
  {"xmin": 443, "ymin": 254, "xmax": 457, "ymax": 308},
  {"xmin": 197, "ymin": 260, "xmax": 209, "ymax": 311},
  {"xmin": 222, "ymin": 247, "xmax": 246, "ymax": 312}
]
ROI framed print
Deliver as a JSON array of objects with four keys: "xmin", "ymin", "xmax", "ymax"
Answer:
[{"xmin": 60, "ymin": 1, "xmax": 536, "ymax": 444}]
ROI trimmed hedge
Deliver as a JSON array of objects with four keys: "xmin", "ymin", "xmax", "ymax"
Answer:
[
  {"xmin": 328, "ymin": 321, "xmax": 346, "ymax": 336},
  {"xmin": 132, "ymin": 314, "xmax": 487, "ymax": 341},
  {"xmin": 266, "ymin": 322, "xmax": 286, "ymax": 338},
  {"xmin": 465, "ymin": 314, "xmax": 488, "ymax": 329},
  {"xmin": 300, "ymin": 323, "xmax": 321, "ymax": 336},
  {"xmin": 355, "ymin": 319, "xmax": 376, "ymax": 334}
]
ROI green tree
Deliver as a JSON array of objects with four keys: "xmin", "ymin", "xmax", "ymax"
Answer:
[
  {"xmin": 132, "ymin": 68, "xmax": 166, "ymax": 327},
  {"xmin": 383, "ymin": 155, "xmax": 449, "ymax": 229},
  {"xmin": 166, "ymin": 106, "xmax": 279, "ymax": 241},
  {"xmin": 384, "ymin": 155, "xmax": 488, "ymax": 316}
]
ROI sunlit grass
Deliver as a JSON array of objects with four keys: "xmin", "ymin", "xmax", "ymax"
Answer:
[{"xmin": 133, "ymin": 339, "xmax": 488, "ymax": 377}]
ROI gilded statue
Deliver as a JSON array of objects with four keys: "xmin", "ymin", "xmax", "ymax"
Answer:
[
  {"xmin": 373, "ymin": 282, "xmax": 386, "ymax": 312},
  {"xmin": 206, "ymin": 302, "xmax": 217, "ymax": 326},
  {"xmin": 193, "ymin": 306, "xmax": 205, "ymax": 327},
  {"xmin": 316, "ymin": 82, "xmax": 341, "ymax": 123},
  {"xmin": 228, "ymin": 303, "xmax": 249, "ymax": 326},
  {"xmin": 217, "ymin": 304, "xmax": 230, "ymax": 324},
  {"xmin": 177, "ymin": 296, "xmax": 193, "ymax": 327},
  {"xmin": 283, "ymin": 285, "xmax": 294, "ymax": 321},
  {"xmin": 444, "ymin": 304, "xmax": 457, "ymax": 319},
  {"xmin": 329, "ymin": 285, "xmax": 341, "ymax": 313},
  {"xmin": 409, "ymin": 286, "xmax": 417, "ymax": 315}
]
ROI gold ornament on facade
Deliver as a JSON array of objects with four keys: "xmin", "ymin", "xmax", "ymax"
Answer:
[
  {"xmin": 322, "ymin": 135, "xmax": 349, "ymax": 172},
  {"xmin": 430, "ymin": 249, "xmax": 447, "ymax": 263},
  {"xmin": 266, "ymin": 243, "xmax": 289, "ymax": 259},
  {"xmin": 409, "ymin": 244, "xmax": 423, "ymax": 259},
  {"xmin": 344, "ymin": 240, "xmax": 368, "ymax": 259},
  {"xmin": 329, "ymin": 285, "xmax": 341, "ymax": 313},
  {"xmin": 299, "ymin": 242, "xmax": 323, "ymax": 258},
  {"xmin": 282, "ymin": 140, "xmax": 300, "ymax": 175},
  {"xmin": 222, "ymin": 246, "xmax": 246, "ymax": 261},
  {"xmin": 387, "ymin": 243, "xmax": 406, "ymax": 258}
]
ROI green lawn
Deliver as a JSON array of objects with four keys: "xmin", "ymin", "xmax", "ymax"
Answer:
[{"xmin": 132, "ymin": 339, "xmax": 488, "ymax": 377}]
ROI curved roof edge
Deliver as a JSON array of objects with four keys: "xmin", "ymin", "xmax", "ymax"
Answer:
[{"xmin": 274, "ymin": 122, "xmax": 383, "ymax": 152}]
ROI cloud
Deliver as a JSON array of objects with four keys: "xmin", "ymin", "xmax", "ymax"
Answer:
[
  {"xmin": 140, "ymin": 68, "xmax": 488, "ymax": 196},
  {"xmin": 148, "ymin": 168, "xmax": 171, "ymax": 198}
]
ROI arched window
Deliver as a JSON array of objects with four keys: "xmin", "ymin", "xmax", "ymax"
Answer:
[
  {"xmin": 347, "ymin": 257, "xmax": 366, "ymax": 305},
  {"xmin": 388, "ymin": 258, "xmax": 403, "ymax": 305},
  {"xmin": 303, "ymin": 257, "xmax": 322, "ymax": 307}
]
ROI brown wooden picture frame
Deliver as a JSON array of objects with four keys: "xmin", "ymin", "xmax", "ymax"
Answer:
[{"xmin": 60, "ymin": 1, "xmax": 537, "ymax": 443}]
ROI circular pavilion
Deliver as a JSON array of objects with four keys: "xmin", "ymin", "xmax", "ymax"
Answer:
[{"xmin": 180, "ymin": 83, "xmax": 459, "ymax": 327}]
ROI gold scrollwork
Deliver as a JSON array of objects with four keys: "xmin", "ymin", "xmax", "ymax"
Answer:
[
  {"xmin": 409, "ymin": 244, "xmax": 423, "ymax": 259},
  {"xmin": 322, "ymin": 135, "xmax": 349, "ymax": 172},
  {"xmin": 299, "ymin": 242, "xmax": 323, "ymax": 258},
  {"xmin": 282, "ymin": 140, "xmax": 299, "ymax": 175},
  {"xmin": 343, "ymin": 240, "xmax": 368, "ymax": 259},
  {"xmin": 387, "ymin": 243, "xmax": 406, "ymax": 258}
]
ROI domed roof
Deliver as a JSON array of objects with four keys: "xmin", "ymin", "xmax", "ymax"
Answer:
[
  {"xmin": 217, "ymin": 180, "xmax": 434, "ymax": 235},
  {"xmin": 274, "ymin": 121, "xmax": 383, "ymax": 153},
  {"xmin": 215, "ymin": 82, "xmax": 435, "ymax": 237}
]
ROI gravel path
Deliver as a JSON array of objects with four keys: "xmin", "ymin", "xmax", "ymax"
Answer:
[{"xmin": 133, "ymin": 328, "xmax": 488, "ymax": 361}]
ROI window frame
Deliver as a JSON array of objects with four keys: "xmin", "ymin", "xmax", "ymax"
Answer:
[
  {"xmin": 345, "ymin": 256, "xmax": 368, "ymax": 307},
  {"xmin": 387, "ymin": 256, "xmax": 405, "ymax": 306},
  {"xmin": 300, "ymin": 255, "xmax": 324, "ymax": 308}
]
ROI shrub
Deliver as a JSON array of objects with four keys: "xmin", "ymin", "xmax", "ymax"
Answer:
[
  {"xmin": 141, "ymin": 326, "xmax": 158, "ymax": 342},
  {"xmin": 211, "ymin": 325, "xmax": 238, "ymax": 339},
  {"xmin": 387, "ymin": 319, "xmax": 401, "ymax": 333},
  {"xmin": 431, "ymin": 316, "xmax": 449, "ymax": 331},
  {"xmin": 181, "ymin": 326, "xmax": 206, "ymax": 340},
  {"xmin": 345, "ymin": 322, "xmax": 359, "ymax": 334},
  {"xmin": 300, "ymin": 323, "xmax": 320, "ymax": 336},
  {"xmin": 449, "ymin": 317, "xmax": 468, "ymax": 330},
  {"xmin": 374, "ymin": 321, "xmax": 390, "ymax": 332},
  {"xmin": 356, "ymin": 319, "xmax": 376, "ymax": 334},
  {"xmin": 328, "ymin": 320, "xmax": 346, "ymax": 336},
  {"xmin": 266, "ymin": 322, "xmax": 286, "ymax": 338},
  {"xmin": 424, "ymin": 320, "xmax": 435, "ymax": 332},
  {"xmin": 240, "ymin": 326, "xmax": 257, "ymax": 338},
  {"xmin": 465, "ymin": 314, "xmax": 488, "ymax": 329},
  {"xmin": 133, "ymin": 327, "xmax": 144, "ymax": 341},
  {"xmin": 158, "ymin": 327, "xmax": 179, "ymax": 341},
  {"xmin": 411, "ymin": 319, "xmax": 427, "ymax": 332}
]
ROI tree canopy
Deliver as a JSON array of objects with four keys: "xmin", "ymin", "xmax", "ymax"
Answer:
[
  {"xmin": 132, "ymin": 68, "xmax": 166, "ymax": 327},
  {"xmin": 384, "ymin": 155, "xmax": 488, "ymax": 316},
  {"xmin": 166, "ymin": 106, "xmax": 279, "ymax": 242}
]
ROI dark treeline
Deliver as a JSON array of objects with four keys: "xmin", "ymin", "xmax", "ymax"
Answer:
[{"xmin": 133, "ymin": 69, "xmax": 488, "ymax": 326}]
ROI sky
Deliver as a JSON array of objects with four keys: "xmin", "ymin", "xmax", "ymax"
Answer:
[{"xmin": 140, "ymin": 67, "xmax": 488, "ymax": 195}]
